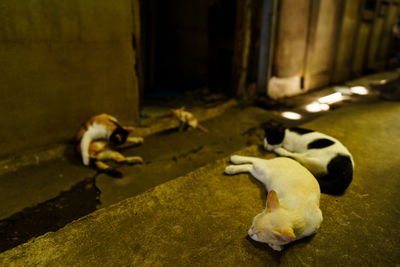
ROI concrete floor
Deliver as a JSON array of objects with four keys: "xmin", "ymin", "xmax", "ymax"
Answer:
[
  {"xmin": 0, "ymin": 100, "xmax": 399, "ymax": 266},
  {"xmin": 0, "ymin": 102, "xmax": 276, "ymax": 252},
  {"xmin": 0, "ymin": 71, "xmax": 400, "ymax": 265}
]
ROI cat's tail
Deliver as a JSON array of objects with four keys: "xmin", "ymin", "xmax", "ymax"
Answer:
[
  {"xmin": 317, "ymin": 155, "xmax": 353, "ymax": 195},
  {"xmin": 196, "ymin": 123, "xmax": 208, "ymax": 133},
  {"xmin": 92, "ymin": 160, "xmax": 123, "ymax": 178}
]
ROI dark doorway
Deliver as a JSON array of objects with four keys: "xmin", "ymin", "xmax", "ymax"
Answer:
[{"xmin": 139, "ymin": 0, "xmax": 237, "ymax": 117}]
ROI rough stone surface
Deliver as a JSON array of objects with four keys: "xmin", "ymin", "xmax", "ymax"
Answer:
[{"xmin": 1, "ymin": 101, "xmax": 399, "ymax": 266}]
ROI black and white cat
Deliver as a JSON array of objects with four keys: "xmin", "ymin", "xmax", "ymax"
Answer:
[{"xmin": 263, "ymin": 121, "xmax": 354, "ymax": 195}]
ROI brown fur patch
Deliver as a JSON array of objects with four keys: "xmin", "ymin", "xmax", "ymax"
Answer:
[
  {"xmin": 94, "ymin": 161, "xmax": 110, "ymax": 171},
  {"xmin": 88, "ymin": 141, "xmax": 109, "ymax": 158},
  {"xmin": 75, "ymin": 114, "xmax": 120, "ymax": 147}
]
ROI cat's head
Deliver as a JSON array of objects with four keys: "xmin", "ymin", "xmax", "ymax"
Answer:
[
  {"xmin": 109, "ymin": 122, "xmax": 134, "ymax": 146},
  {"xmin": 248, "ymin": 190, "xmax": 296, "ymax": 251},
  {"xmin": 263, "ymin": 120, "xmax": 286, "ymax": 151}
]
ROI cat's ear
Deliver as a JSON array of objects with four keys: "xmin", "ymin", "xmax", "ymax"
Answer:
[
  {"xmin": 123, "ymin": 126, "xmax": 134, "ymax": 133},
  {"xmin": 266, "ymin": 190, "xmax": 280, "ymax": 212},
  {"xmin": 273, "ymin": 227, "xmax": 296, "ymax": 242}
]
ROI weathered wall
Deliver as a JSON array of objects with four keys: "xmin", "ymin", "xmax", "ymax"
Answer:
[
  {"xmin": 304, "ymin": 0, "xmax": 339, "ymax": 90},
  {"xmin": 352, "ymin": 22, "xmax": 371, "ymax": 76},
  {"xmin": 272, "ymin": 0, "xmax": 310, "ymax": 78},
  {"xmin": 268, "ymin": 0, "xmax": 399, "ymax": 99},
  {"xmin": 369, "ymin": 3, "xmax": 399, "ymax": 70},
  {"xmin": 267, "ymin": 0, "xmax": 310, "ymax": 99},
  {"xmin": 332, "ymin": 0, "xmax": 361, "ymax": 83},
  {"xmin": 0, "ymin": 0, "xmax": 139, "ymax": 159}
]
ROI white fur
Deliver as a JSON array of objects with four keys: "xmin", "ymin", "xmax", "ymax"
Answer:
[
  {"xmin": 265, "ymin": 130, "xmax": 354, "ymax": 176},
  {"xmin": 225, "ymin": 155, "xmax": 323, "ymax": 251},
  {"xmin": 177, "ymin": 110, "xmax": 198, "ymax": 128},
  {"xmin": 80, "ymin": 123, "xmax": 111, "ymax": 165},
  {"xmin": 127, "ymin": 136, "xmax": 144, "ymax": 144},
  {"xmin": 188, "ymin": 117, "xmax": 198, "ymax": 128}
]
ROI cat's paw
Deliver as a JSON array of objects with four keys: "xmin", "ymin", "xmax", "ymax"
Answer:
[
  {"xmin": 230, "ymin": 155, "xmax": 244, "ymax": 164},
  {"xmin": 125, "ymin": 156, "xmax": 143, "ymax": 165},
  {"xmin": 127, "ymin": 137, "xmax": 144, "ymax": 144},
  {"xmin": 273, "ymin": 147, "xmax": 289, "ymax": 156},
  {"xmin": 224, "ymin": 165, "xmax": 237, "ymax": 175}
]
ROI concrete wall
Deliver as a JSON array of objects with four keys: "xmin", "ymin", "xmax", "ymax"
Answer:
[
  {"xmin": 332, "ymin": 0, "xmax": 362, "ymax": 83},
  {"xmin": 304, "ymin": 0, "xmax": 339, "ymax": 90},
  {"xmin": 352, "ymin": 22, "xmax": 371, "ymax": 76},
  {"xmin": 370, "ymin": 3, "xmax": 399, "ymax": 69},
  {"xmin": 267, "ymin": 0, "xmax": 310, "ymax": 99},
  {"xmin": 0, "ymin": 0, "xmax": 139, "ymax": 159},
  {"xmin": 272, "ymin": 0, "xmax": 310, "ymax": 78},
  {"xmin": 268, "ymin": 0, "xmax": 399, "ymax": 98}
]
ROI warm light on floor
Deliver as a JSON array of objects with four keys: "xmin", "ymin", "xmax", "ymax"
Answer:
[
  {"xmin": 305, "ymin": 102, "xmax": 330, "ymax": 113},
  {"xmin": 350, "ymin": 86, "xmax": 369, "ymax": 95},
  {"xmin": 281, "ymin": 111, "xmax": 302, "ymax": 120},
  {"xmin": 318, "ymin": 92, "xmax": 344, "ymax": 104},
  {"xmin": 334, "ymin": 87, "xmax": 352, "ymax": 95}
]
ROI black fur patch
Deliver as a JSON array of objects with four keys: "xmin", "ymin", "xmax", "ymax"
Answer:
[
  {"xmin": 289, "ymin": 127, "xmax": 314, "ymax": 135},
  {"xmin": 307, "ymin": 138, "xmax": 335, "ymax": 149},
  {"xmin": 317, "ymin": 155, "xmax": 353, "ymax": 195},
  {"xmin": 263, "ymin": 120, "xmax": 286, "ymax": 145},
  {"xmin": 110, "ymin": 127, "xmax": 129, "ymax": 146}
]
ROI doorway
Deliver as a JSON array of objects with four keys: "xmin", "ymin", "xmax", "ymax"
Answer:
[{"xmin": 139, "ymin": 0, "xmax": 237, "ymax": 118}]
